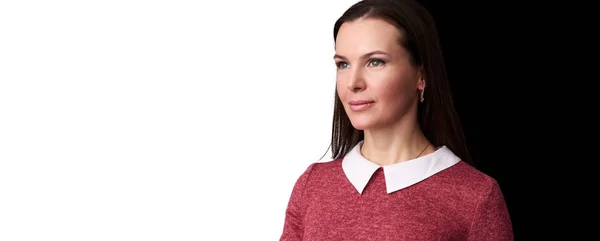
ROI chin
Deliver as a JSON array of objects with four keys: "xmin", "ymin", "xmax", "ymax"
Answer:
[{"xmin": 348, "ymin": 117, "xmax": 379, "ymax": 131}]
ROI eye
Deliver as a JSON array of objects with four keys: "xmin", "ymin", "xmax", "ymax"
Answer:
[
  {"xmin": 336, "ymin": 61, "xmax": 349, "ymax": 69},
  {"xmin": 368, "ymin": 59, "xmax": 386, "ymax": 67}
]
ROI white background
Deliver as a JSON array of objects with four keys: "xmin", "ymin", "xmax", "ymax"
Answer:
[{"xmin": 0, "ymin": 0, "xmax": 359, "ymax": 240}]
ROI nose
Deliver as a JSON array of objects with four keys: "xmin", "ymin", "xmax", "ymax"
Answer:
[{"xmin": 347, "ymin": 67, "xmax": 366, "ymax": 92}]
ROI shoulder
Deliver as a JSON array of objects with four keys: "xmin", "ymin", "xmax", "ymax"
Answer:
[
  {"xmin": 297, "ymin": 158, "xmax": 343, "ymax": 179},
  {"xmin": 292, "ymin": 158, "xmax": 344, "ymax": 189},
  {"xmin": 435, "ymin": 161, "xmax": 505, "ymax": 202},
  {"xmin": 447, "ymin": 161, "xmax": 498, "ymax": 184},
  {"xmin": 446, "ymin": 164, "xmax": 513, "ymax": 239}
]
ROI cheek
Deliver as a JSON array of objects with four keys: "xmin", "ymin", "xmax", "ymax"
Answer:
[
  {"xmin": 336, "ymin": 78, "xmax": 348, "ymax": 101},
  {"xmin": 372, "ymin": 76, "xmax": 414, "ymax": 105}
]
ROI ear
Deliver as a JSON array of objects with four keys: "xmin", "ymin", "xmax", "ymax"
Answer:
[{"xmin": 417, "ymin": 67, "xmax": 426, "ymax": 91}]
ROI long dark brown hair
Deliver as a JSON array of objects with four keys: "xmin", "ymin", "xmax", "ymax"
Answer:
[{"xmin": 328, "ymin": 0, "xmax": 475, "ymax": 167}]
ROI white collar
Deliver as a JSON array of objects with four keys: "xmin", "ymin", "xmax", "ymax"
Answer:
[{"xmin": 341, "ymin": 141, "xmax": 460, "ymax": 194}]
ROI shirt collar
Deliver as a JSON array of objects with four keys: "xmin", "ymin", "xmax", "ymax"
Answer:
[{"xmin": 341, "ymin": 141, "xmax": 460, "ymax": 194}]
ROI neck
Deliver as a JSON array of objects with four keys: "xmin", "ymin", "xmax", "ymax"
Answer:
[{"xmin": 361, "ymin": 115, "xmax": 432, "ymax": 166}]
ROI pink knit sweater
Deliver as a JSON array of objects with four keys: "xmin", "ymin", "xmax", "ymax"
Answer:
[{"xmin": 280, "ymin": 159, "xmax": 513, "ymax": 240}]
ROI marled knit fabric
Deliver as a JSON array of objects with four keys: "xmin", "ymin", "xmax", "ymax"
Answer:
[{"xmin": 280, "ymin": 160, "xmax": 513, "ymax": 241}]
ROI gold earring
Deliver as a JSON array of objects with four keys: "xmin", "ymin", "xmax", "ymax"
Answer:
[{"xmin": 420, "ymin": 89, "xmax": 425, "ymax": 103}]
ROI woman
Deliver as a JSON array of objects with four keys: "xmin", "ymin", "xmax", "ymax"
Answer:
[{"xmin": 280, "ymin": 0, "xmax": 513, "ymax": 240}]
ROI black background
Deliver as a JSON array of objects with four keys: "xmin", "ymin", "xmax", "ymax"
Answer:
[{"xmin": 416, "ymin": 1, "xmax": 560, "ymax": 239}]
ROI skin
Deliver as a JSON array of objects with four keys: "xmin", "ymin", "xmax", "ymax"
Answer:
[{"xmin": 334, "ymin": 18, "xmax": 435, "ymax": 166}]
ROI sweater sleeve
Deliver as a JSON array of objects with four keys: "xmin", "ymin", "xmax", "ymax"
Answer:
[
  {"xmin": 467, "ymin": 180, "xmax": 514, "ymax": 241},
  {"xmin": 280, "ymin": 163, "xmax": 317, "ymax": 241}
]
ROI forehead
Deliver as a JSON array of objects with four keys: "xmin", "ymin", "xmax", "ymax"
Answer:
[{"xmin": 335, "ymin": 18, "xmax": 403, "ymax": 56}]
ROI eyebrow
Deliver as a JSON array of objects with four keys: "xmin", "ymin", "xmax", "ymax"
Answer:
[{"xmin": 333, "ymin": 50, "xmax": 390, "ymax": 60}]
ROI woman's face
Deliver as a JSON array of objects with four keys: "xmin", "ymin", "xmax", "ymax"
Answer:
[{"xmin": 335, "ymin": 18, "xmax": 424, "ymax": 131}]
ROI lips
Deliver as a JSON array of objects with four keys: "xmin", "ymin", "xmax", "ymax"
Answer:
[
  {"xmin": 349, "ymin": 100, "xmax": 374, "ymax": 105},
  {"xmin": 349, "ymin": 100, "xmax": 375, "ymax": 111}
]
